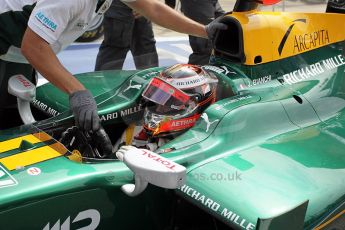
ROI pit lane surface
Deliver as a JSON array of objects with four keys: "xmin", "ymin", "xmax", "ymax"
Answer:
[{"xmin": 37, "ymin": 36, "xmax": 191, "ymax": 86}]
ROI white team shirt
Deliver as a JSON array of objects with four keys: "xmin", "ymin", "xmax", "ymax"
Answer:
[{"xmin": 0, "ymin": 0, "xmax": 113, "ymax": 63}]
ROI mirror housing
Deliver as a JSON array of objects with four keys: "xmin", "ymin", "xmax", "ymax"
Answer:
[
  {"xmin": 8, "ymin": 75, "xmax": 36, "ymax": 124},
  {"xmin": 116, "ymin": 146, "xmax": 186, "ymax": 197}
]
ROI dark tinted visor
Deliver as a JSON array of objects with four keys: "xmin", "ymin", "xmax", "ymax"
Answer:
[{"xmin": 142, "ymin": 77, "xmax": 190, "ymax": 109}]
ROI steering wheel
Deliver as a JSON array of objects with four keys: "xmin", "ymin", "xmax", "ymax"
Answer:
[{"xmin": 59, "ymin": 126, "xmax": 114, "ymax": 160}]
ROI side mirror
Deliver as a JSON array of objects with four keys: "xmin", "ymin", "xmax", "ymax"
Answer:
[
  {"xmin": 116, "ymin": 146, "xmax": 186, "ymax": 197},
  {"xmin": 8, "ymin": 75, "xmax": 36, "ymax": 124}
]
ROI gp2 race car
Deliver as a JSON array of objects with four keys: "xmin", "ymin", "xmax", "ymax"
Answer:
[{"xmin": 0, "ymin": 0, "xmax": 344, "ymax": 229}]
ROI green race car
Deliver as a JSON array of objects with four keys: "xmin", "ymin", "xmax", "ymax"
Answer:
[{"xmin": 0, "ymin": 0, "xmax": 344, "ymax": 229}]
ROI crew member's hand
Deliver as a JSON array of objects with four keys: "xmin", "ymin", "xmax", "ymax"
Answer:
[
  {"xmin": 205, "ymin": 16, "xmax": 228, "ymax": 44},
  {"xmin": 69, "ymin": 90, "xmax": 100, "ymax": 132}
]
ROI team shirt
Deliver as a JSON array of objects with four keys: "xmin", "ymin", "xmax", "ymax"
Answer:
[{"xmin": 0, "ymin": 0, "xmax": 114, "ymax": 63}]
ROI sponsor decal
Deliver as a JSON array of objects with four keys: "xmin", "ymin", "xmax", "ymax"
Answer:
[
  {"xmin": 279, "ymin": 19, "xmax": 331, "ymax": 55},
  {"xmin": 158, "ymin": 114, "xmax": 201, "ymax": 133},
  {"xmin": 180, "ymin": 185, "xmax": 221, "ymax": 211},
  {"xmin": 76, "ymin": 21, "xmax": 88, "ymax": 30},
  {"xmin": 279, "ymin": 19, "xmax": 307, "ymax": 55},
  {"xmin": 120, "ymin": 104, "xmax": 142, "ymax": 117},
  {"xmin": 140, "ymin": 149, "xmax": 177, "ymax": 170},
  {"xmin": 43, "ymin": 209, "xmax": 100, "ymax": 230},
  {"xmin": 141, "ymin": 71, "xmax": 160, "ymax": 80},
  {"xmin": 170, "ymin": 104, "xmax": 186, "ymax": 110},
  {"xmin": 123, "ymin": 80, "xmax": 142, "ymax": 92},
  {"xmin": 15, "ymin": 75, "xmax": 32, "ymax": 88},
  {"xmin": 171, "ymin": 117, "xmax": 196, "ymax": 128},
  {"xmin": 179, "ymin": 185, "xmax": 255, "ymax": 230},
  {"xmin": 248, "ymin": 75, "xmax": 272, "ymax": 87},
  {"xmin": 0, "ymin": 165, "xmax": 18, "ymax": 188},
  {"xmin": 27, "ymin": 167, "xmax": 41, "ymax": 176},
  {"xmin": 35, "ymin": 12, "xmax": 58, "ymax": 32},
  {"xmin": 202, "ymin": 66, "xmax": 236, "ymax": 75},
  {"xmin": 200, "ymin": 113, "xmax": 219, "ymax": 132},
  {"xmin": 293, "ymin": 29, "xmax": 330, "ymax": 54},
  {"xmin": 100, "ymin": 111, "xmax": 118, "ymax": 121},
  {"xmin": 169, "ymin": 75, "xmax": 209, "ymax": 89},
  {"xmin": 32, "ymin": 99, "xmax": 60, "ymax": 117},
  {"xmin": 100, "ymin": 104, "xmax": 143, "ymax": 121},
  {"xmin": 214, "ymin": 95, "xmax": 253, "ymax": 110},
  {"xmin": 282, "ymin": 54, "xmax": 345, "ymax": 85}
]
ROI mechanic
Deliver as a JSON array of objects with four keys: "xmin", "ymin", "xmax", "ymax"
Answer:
[
  {"xmin": 113, "ymin": 63, "xmax": 218, "ymax": 153},
  {"xmin": 95, "ymin": 0, "xmax": 158, "ymax": 71},
  {"xmin": 180, "ymin": 0, "xmax": 225, "ymax": 65},
  {"xmin": 0, "ymin": 0, "xmax": 227, "ymax": 130}
]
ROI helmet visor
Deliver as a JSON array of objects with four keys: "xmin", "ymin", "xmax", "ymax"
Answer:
[{"xmin": 142, "ymin": 77, "xmax": 191, "ymax": 110}]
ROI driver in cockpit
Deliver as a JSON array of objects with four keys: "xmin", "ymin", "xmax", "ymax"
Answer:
[{"xmin": 114, "ymin": 63, "xmax": 219, "ymax": 153}]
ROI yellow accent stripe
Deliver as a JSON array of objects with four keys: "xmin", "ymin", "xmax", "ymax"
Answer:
[
  {"xmin": 0, "ymin": 145, "xmax": 63, "ymax": 170},
  {"xmin": 49, "ymin": 142, "xmax": 69, "ymax": 155},
  {"xmin": 314, "ymin": 210, "xmax": 345, "ymax": 230},
  {"xmin": 33, "ymin": 132, "xmax": 52, "ymax": 142},
  {"xmin": 0, "ymin": 132, "xmax": 52, "ymax": 153},
  {"xmin": 0, "ymin": 135, "xmax": 41, "ymax": 153},
  {"xmin": 125, "ymin": 124, "xmax": 136, "ymax": 145}
]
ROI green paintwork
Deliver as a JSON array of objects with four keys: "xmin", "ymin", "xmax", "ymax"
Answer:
[{"xmin": 0, "ymin": 9, "xmax": 345, "ymax": 230}]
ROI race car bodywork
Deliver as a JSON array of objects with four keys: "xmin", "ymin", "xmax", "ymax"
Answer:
[{"xmin": 0, "ymin": 0, "xmax": 344, "ymax": 229}]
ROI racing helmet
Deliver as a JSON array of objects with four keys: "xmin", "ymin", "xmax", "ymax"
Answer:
[{"xmin": 142, "ymin": 64, "xmax": 218, "ymax": 137}]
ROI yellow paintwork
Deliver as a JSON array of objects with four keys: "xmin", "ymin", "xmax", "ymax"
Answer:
[
  {"xmin": 314, "ymin": 210, "xmax": 345, "ymax": 229},
  {"xmin": 226, "ymin": 11, "xmax": 345, "ymax": 65},
  {"xmin": 0, "ymin": 145, "xmax": 63, "ymax": 170},
  {"xmin": 67, "ymin": 150, "xmax": 83, "ymax": 163},
  {"xmin": 125, "ymin": 123, "xmax": 136, "ymax": 145},
  {"xmin": 0, "ymin": 133, "xmax": 51, "ymax": 153}
]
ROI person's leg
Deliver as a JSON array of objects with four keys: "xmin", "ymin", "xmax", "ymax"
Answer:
[
  {"xmin": 214, "ymin": 0, "xmax": 226, "ymax": 18},
  {"xmin": 95, "ymin": 0, "xmax": 135, "ymax": 71},
  {"xmin": 326, "ymin": 0, "xmax": 345, "ymax": 13},
  {"xmin": 131, "ymin": 17, "xmax": 159, "ymax": 69},
  {"xmin": 180, "ymin": 0, "xmax": 223, "ymax": 65},
  {"xmin": 0, "ymin": 59, "xmax": 34, "ymax": 129}
]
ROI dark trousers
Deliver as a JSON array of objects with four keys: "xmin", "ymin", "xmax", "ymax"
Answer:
[
  {"xmin": 95, "ymin": 0, "xmax": 158, "ymax": 71},
  {"xmin": 0, "ymin": 59, "xmax": 34, "ymax": 129},
  {"xmin": 326, "ymin": 0, "xmax": 345, "ymax": 13},
  {"xmin": 165, "ymin": 0, "xmax": 176, "ymax": 8},
  {"xmin": 180, "ymin": 0, "xmax": 225, "ymax": 65}
]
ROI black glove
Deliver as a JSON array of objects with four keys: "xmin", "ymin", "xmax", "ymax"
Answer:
[
  {"xmin": 205, "ymin": 16, "xmax": 228, "ymax": 44},
  {"xmin": 69, "ymin": 90, "xmax": 100, "ymax": 132}
]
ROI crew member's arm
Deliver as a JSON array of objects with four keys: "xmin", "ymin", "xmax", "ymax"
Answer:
[
  {"xmin": 21, "ymin": 28, "xmax": 84, "ymax": 94},
  {"xmin": 21, "ymin": 28, "xmax": 100, "ymax": 132},
  {"xmin": 124, "ymin": 0, "xmax": 208, "ymax": 38}
]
